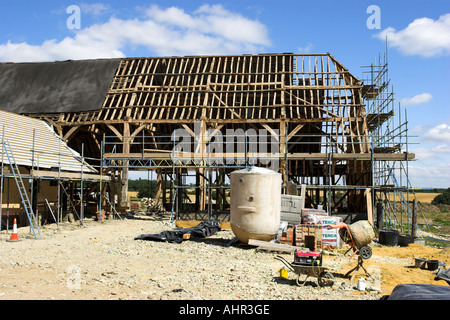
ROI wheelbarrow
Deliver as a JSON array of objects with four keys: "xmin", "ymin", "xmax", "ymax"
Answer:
[{"xmin": 274, "ymin": 255, "xmax": 335, "ymax": 287}]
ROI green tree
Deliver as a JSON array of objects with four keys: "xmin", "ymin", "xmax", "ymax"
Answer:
[
  {"xmin": 431, "ymin": 188, "xmax": 450, "ymax": 205},
  {"xmin": 129, "ymin": 179, "xmax": 157, "ymax": 199}
]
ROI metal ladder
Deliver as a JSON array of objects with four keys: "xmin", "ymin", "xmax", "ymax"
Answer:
[{"xmin": 1, "ymin": 139, "xmax": 41, "ymax": 239}]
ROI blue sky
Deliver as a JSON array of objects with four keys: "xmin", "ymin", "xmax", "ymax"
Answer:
[{"xmin": 0, "ymin": 0, "xmax": 449, "ymax": 187}]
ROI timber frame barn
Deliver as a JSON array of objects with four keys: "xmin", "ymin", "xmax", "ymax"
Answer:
[{"xmin": 1, "ymin": 52, "xmax": 415, "ymax": 222}]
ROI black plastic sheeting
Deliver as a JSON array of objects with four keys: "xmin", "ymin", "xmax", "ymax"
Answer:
[
  {"xmin": 134, "ymin": 220, "xmax": 222, "ymax": 244},
  {"xmin": 0, "ymin": 58, "xmax": 120, "ymax": 114},
  {"xmin": 436, "ymin": 268, "xmax": 450, "ymax": 285},
  {"xmin": 381, "ymin": 283, "xmax": 450, "ymax": 300}
]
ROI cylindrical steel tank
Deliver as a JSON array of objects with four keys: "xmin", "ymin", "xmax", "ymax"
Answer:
[{"xmin": 230, "ymin": 167, "xmax": 282, "ymax": 244}]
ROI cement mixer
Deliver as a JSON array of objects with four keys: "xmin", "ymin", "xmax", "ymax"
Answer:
[
  {"xmin": 328, "ymin": 220, "xmax": 375, "ymax": 259},
  {"xmin": 328, "ymin": 220, "xmax": 376, "ymax": 283}
]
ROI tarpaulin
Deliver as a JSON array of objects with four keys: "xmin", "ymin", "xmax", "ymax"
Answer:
[
  {"xmin": 381, "ymin": 283, "xmax": 450, "ymax": 300},
  {"xmin": 435, "ymin": 268, "xmax": 450, "ymax": 285},
  {"xmin": 134, "ymin": 220, "xmax": 222, "ymax": 244},
  {"xmin": 0, "ymin": 59, "xmax": 119, "ymax": 114}
]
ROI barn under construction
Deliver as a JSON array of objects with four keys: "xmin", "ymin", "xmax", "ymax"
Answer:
[{"xmin": 0, "ymin": 52, "xmax": 417, "ymax": 230}]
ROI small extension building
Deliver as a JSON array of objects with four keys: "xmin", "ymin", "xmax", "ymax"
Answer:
[{"xmin": 0, "ymin": 110, "xmax": 104, "ymax": 231}]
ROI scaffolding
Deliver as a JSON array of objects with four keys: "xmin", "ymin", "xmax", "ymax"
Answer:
[
  {"xmin": 361, "ymin": 51, "xmax": 424, "ymax": 232},
  {"xmin": 101, "ymin": 129, "xmax": 415, "ymax": 224},
  {"xmin": 19, "ymin": 52, "xmax": 417, "ymax": 227},
  {"xmin": 0, "ymin": 123, "xmax": 117, "ymax": 238}
]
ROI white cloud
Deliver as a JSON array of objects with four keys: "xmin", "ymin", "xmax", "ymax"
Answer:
[
  {"xmin": 422, "ymin": 123, "xmax": 450, "ymax": 143},
  {"xmin": 79, "ymin": 3, "xmax": 111, "ymax": 16},
  {"xmin": 375, "ymin": 13, "xmax": 450, "ymax": 57},
  {"xmin": 297, "ymin": 43, "xmax": 313, "ymax": 53},
  {"xmin": 432, "ymin": 144, "xmax": 450, "ymax": 153},
  {"xmin": 409, "ymin": 162, "xmax": 450, "ymax": 188},
  {"xmin": 0, "ymin": 4, "xmax": 271, "ymax": 62},
  {"xmin": 412, "ymin": 144, "xmax": 450, "ymax": 161},
  {"xmin": 410, "ymin": 124, "xmax": 450, "ymax": 163},
  {"xmin": 400, "ymin": 93, "xmax": 432, "ymax": 106},
  {"xmin": 411, "ymin": 147, "xmax": 435, "ymax": 161}
]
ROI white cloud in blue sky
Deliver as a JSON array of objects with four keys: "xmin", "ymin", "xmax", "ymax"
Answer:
[
  {"xmin": 409, "ymin": 122, "xmax": 450, "ymax": 187},
  {"xmin": 376, "ymin": 13, "xmax": 450, "ymax": 57},
  {"xmin": 79, "ymin": 3, "xmax": 111, "ymax": 16},
  {"xmin": 422, "ymin": 124, "xmax": 450, "ymax": 143},
  {"xmin": 0, "ymin": 4, "xmax": 271, "ymax": 62},
  {"xmin": 297, "ymin": 42, "xmax": 314, "ymax": 53},
  {"xmin": 400, "ymin": 93, "xmax": 433, "ymax": 106},
  {"xmin": 408, "ymin": 162, "xmax": 450, "ymax": 188}
]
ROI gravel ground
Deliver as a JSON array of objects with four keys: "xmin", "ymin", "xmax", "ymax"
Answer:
[{"xmin": 0, "ymin": 214, "xmax": 383, "ymax": 301}]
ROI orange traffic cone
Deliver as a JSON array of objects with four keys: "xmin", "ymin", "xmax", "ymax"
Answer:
[{"xmin": 6, "ymin": 218, "xmax": 21, "ymax": 242}]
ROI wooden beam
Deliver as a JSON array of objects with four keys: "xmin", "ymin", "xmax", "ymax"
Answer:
[
  {"xmin": 262, "ymin": 124, "xmax": 280, "ymax": 142},
  {"xmin": 182, "ymin": 124, "xmax": 195, "ymax": 137},
  {"xmin": 247, "ymin": 239, "xmax": 301, "ymax": 252},
  {"xmin": 31, "ymin": 170, "xmax": 110, "ymax": 181},
  {"xmin": 287, "ymin": 124, "xmax": 305, "ymax": 142},
  {"xmin": 106, "ymin": 124, "xmax": 124, "ymax": 141},
  {"xmin": 365, "ymin": 188, "xmax": 373, "ymax": 225},
  {"xmin": 120, "ymin": 123, "xmax": 130, "ymax": 208},
  {"xmin": 63, "ymin": 125, "xmax": 80, "ymax": 142},
  {"xmin": 131, "ymin": 124, "xmax": 149, "ymax": 138}
]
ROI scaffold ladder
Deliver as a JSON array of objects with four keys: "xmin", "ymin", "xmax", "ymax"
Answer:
[
  {"xmin": 103, "ymin": 193, "xmax": 122, "ymax": 220},
  {"xmin": 1, "ymin": 139, "xmax": 41, "ymax": 239},
  {"xmin": 387, "ymin": 164, "xmax": 431, "ymax": 232},
  {"xmin": 387, "ymin": 165, "xmax": 413, "ymax": 215}
]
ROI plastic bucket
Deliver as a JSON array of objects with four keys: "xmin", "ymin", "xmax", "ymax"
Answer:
[
  {"xmin": 414, "ymin": 257, "xmax": 427, "ymax": 269},
  {"xmin": 278, "ymin": 268, "xmax": 289, "ymax": 279},
  {"xmin": 357, "ymin": 277, "xmax": 366, "ymax": 291},
  {"xmin": 379, "ymin": 229, "xmax": 399, "ymax": 246},
  {"xmin": 427, "ymin": 260, "xmax": 439, "ymax": 271}
]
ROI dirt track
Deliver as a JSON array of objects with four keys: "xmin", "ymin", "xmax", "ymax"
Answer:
[{"xmin": 0, "ymin": 215, "xmax": 448, "ymax": 300}]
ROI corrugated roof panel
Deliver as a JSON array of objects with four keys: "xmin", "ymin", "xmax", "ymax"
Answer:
[{"xmin": 0, "ymin": 111, "xmax": 95, "ymax": 173}]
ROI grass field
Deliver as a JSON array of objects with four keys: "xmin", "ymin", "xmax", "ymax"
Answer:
[
  {"xmin": 383, "ymin": 193, "xmax": 440, "ymax": 204},
  {"xmin": 414, "ymin": 193, "xmax": 441, "ymax": 203}
]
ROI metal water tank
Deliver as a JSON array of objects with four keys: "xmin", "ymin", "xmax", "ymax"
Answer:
[{"xmin": 230, "ymin": 167, "xmax": 282, "ymax": 244}]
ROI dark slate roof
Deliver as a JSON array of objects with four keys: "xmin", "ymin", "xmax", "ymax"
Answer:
[{"xmin": 0, "ymin": 58, "xmax": 120, "ymax": 114}]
